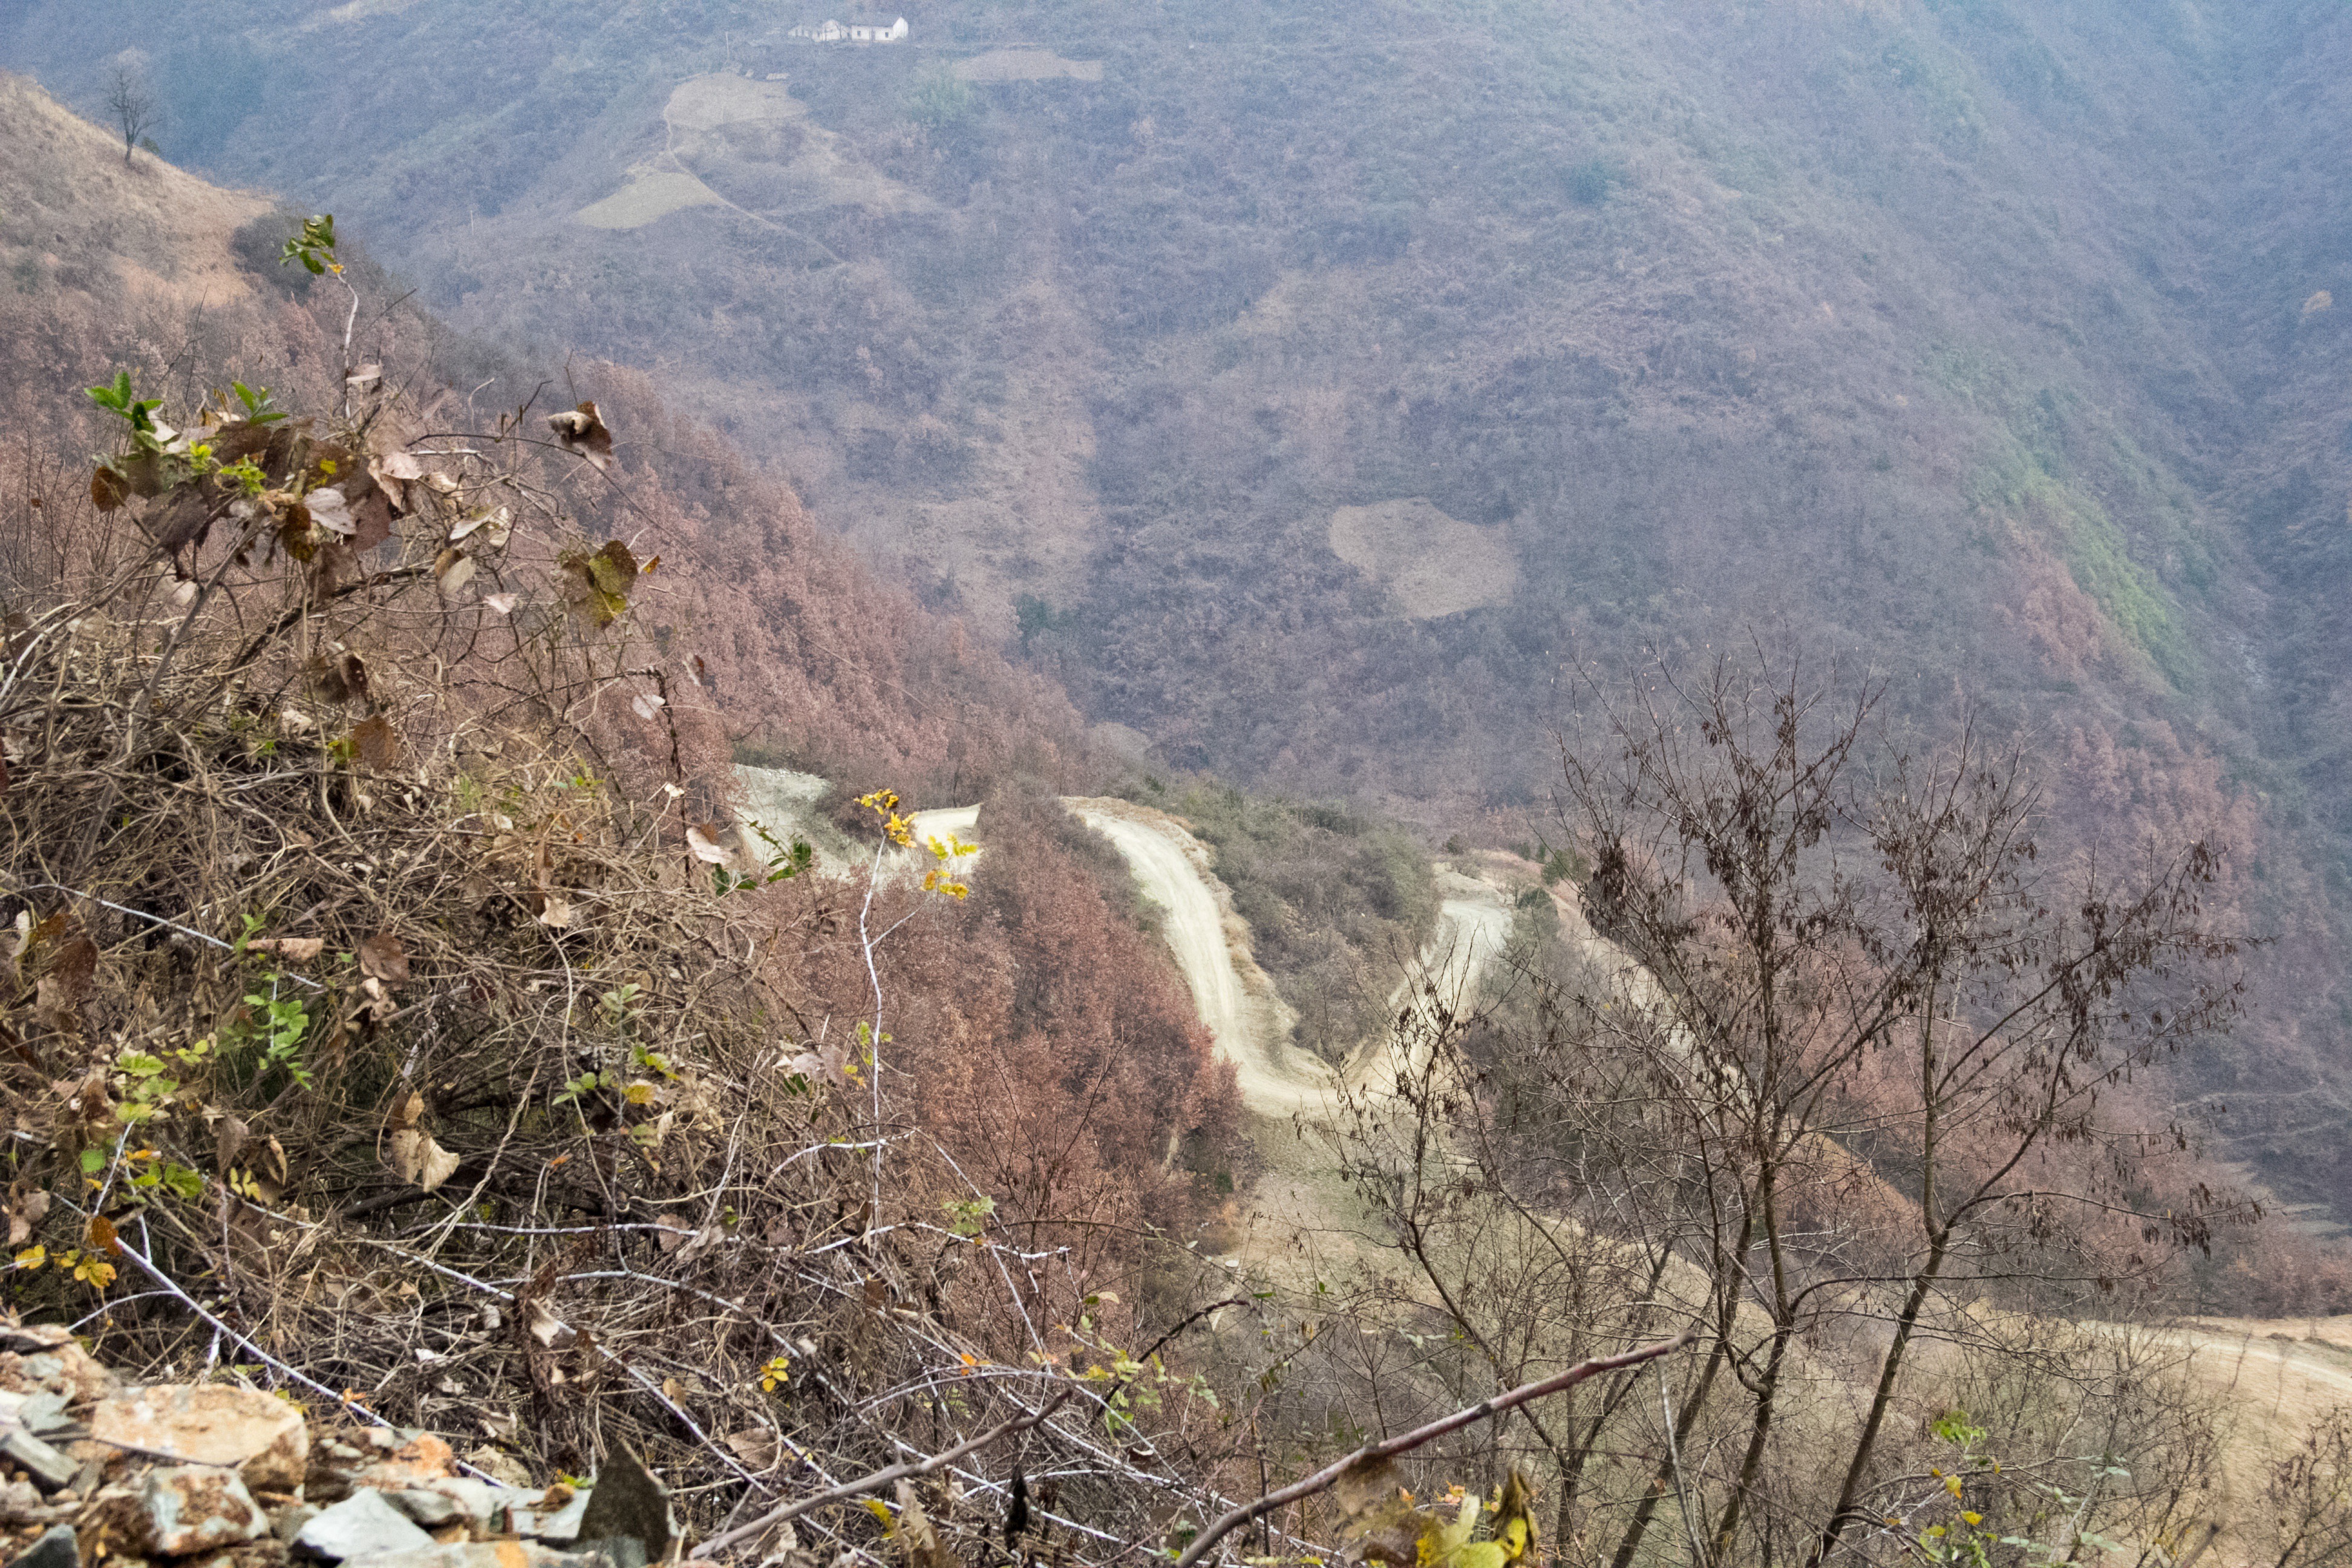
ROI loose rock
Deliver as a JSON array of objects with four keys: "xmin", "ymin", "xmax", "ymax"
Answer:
[
  {"xmin": 574, "ymin": 1446, "xmax": 670, "ymax": 1568},
  {"xmin": 381, "ymin": 1491, "xmax": 461, "ymax": 1530},
  {"xmin": 5, "ymin": 1524, "xmax": 76, "ymax": 1568},
  {"xmin": 351, "ymin": 1435, "xmax": 453, "ymax": 1491},
  {"xmin": 137, "ymin": 1466, "xmax": 268, "ymax": 1556},
  {"xmin": 354, "ymin": 1544, "xmax": 598, "ymax": 1568},
  {"xmin": 93, "ymin": 1387, "xmax": 309, "ymax": 1491},
  {"xmin": 295, "ymin": 1489, "xmax": 436, "ymax": 1563},
  {"xmin": 528, "ymin": 1490, "xmax": 587, "ymax": 1544},
  {"xmin": 0, "ymin": 1429, "xmax": 76, "ymax": 1494}
]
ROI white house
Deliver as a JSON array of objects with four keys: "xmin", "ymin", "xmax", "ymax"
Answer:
[{"xmin": 790, "ymin": 15, "xmax": 907, "ymax": 42}]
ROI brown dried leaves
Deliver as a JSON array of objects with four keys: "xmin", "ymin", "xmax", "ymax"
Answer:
[
  {"xmin": 547, "ymin": 401, "xmax": 614, "ymax": 471},
  {"xmin": 386, "ymin": 1089, "xmax": 460, "ymax": 1194}
]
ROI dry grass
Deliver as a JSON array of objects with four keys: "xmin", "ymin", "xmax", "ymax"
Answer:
[{"xmin": 0, "ymin": 73, "xmax": 269, "ymax": 313}]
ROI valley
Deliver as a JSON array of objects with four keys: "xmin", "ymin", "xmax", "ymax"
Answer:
[{"xmin": 6, "ymin": 2, "xmax": 2352, "ymax": 1559}]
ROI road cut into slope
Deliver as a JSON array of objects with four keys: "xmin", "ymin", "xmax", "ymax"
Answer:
[
  {"xmin": 901, "ymin": 788, "xmax": 1521, "ymax": 1122},
  {"xmin": 1066, "ymin": 799, "xmax": 1339, "ymax": 1117}
]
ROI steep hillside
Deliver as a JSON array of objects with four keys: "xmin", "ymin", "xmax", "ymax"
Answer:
[{"xmin": 7, "ymin": 3, "xmax": 2351, "ymax": 1216}]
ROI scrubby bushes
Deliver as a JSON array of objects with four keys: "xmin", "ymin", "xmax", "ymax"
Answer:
[{"xmin": 0, "ymin": 221, "xmax": 1249, "ymax": 1558}]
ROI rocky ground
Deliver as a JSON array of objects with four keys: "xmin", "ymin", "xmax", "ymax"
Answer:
[{"xmin": 1, "ymin": 1318, "xmax": 687, "ymax": 1568}]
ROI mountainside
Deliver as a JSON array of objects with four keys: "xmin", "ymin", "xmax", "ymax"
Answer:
[{"xmin": 7, "ymin": 2, "xmax": 2352, "ymax": 1214}]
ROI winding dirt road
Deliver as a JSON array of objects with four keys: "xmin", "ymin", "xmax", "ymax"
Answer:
[{"xmin": 902, "ymin": 794, "xmax": 1517, "ymax": 1121}]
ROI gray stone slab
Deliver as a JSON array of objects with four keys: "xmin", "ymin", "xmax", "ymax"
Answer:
[
  {"xmin": 4, "ymin": 1524, "xmax": 76, "ymax": 1568},
  {"xmin": 0, "ymin": 1429, "xmax": 76, "ymax": 1492},
  {"xmin": 574, "ymin": 1446, "xmax": 671, "ymax": 1566},
  {"xmin": 296, "ymin": 1488, "xmax": 438, "ymax": 1561}
]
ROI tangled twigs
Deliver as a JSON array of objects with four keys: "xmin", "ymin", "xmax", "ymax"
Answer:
[
  {"xmin": 699, "ymin": 1387, "xmax": 1076, "ymax": 1557},
  {"xmin": 1168, "ymin": 1331, "xmax": 1701, "ymax": 1568}
]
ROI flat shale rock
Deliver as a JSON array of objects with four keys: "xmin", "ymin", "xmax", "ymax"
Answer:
[
  {"xmin": 293, "ymin": 1490, "xmax": 435, "ymax": 1563},
  {"xmin": 93, "ymin": 1388, "xmax": 310, "ymax": 1491}
]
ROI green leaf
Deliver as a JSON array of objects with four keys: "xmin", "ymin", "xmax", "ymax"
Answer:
[{"xmin": 79, "ymin": 1149, "xmax": 106, "ymax": 1175}]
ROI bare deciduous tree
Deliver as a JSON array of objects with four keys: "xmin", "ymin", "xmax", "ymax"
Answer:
[
  {"xmin": 105, "ymin": 53, "xmax": 157, "ymax": 167},
  {"xmin": 1330, "ymin": 645, "xmax": 2251, "ymax": 1567}
]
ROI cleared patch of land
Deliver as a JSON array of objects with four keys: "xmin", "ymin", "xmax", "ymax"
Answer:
[
  {"xmin": 575, "ymin": 170, "xmax": 724, "ymax": 230},
  {"xmin": 1328, "ymin": 497, "xmax": 1519, "ymax": 619},
  {"xmin": 953, "ymin": 50, "xmax": 1106, "ymax": 83},
  {"xmin": 574, "ymin": 73, "xmax": 930, "ymax": 234}
]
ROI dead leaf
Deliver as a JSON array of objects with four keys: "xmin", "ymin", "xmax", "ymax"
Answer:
[
  {"xmin": 388, "ymin": 1126, "xmax": 461, "ymax": 1192},
  {"xmin": 390, "ymin": 1091, "xmax": 425, "ymax": 1132},
  {"xmin": 86, "ymin": 1214, "xmax": 120, "ymax": 1255},
  {"xmin": 346, "ymin": 362, "xmax": 383, "ymax": 388},
  {"xmin": 90, "ymin": 465, "xmax": 129, "ymax": 512},
  {"xmin": 264, "ymin": 1136, "xmax": 288, "ymax": 1186},
  {"xmin": 863, "ymin": 1278, "xmax": 887, "ymax": 1312},
  {"xmin": 631, "ymin": 691, "xmax": 665, "ymax": 722},
  {"xmin": 5, "ymin": 1186, "xmax": 50, "ymax": 1248},
  {"xmin": 448, "ymin": 506, "xmax": 511, "ymax": 547},
  {"xmin": 352, "ymin": 489, "xmax": 394, "ymax": 552},
  {"xmin": 482, "ymin": 592, "xmax": 518, "ymax": 615},
  {"xmin": 537, "ymin": 894, "xmax": 575, "ymax": 929},
  {"xmin": 215, "ymin": 1114, "xmax": 250, "ymax": 1174},
  {"xmin": 350, "ymin": 713, "xmax": 401, "ymax": 770},
  {"xmin": 370, "ymin": 450, "xmax": 422, "ymax": 511},
  {"xmin": 685, "ymin": 823, "xmax": 733, "ymax": 866},
  {"xmin": 434, "ymin": 550, "xmax": 478, "ymax": 594},
  {"xmin": 307, "ymin": 486, "xmax": 356, "ymax": 537},
  {"xmin": 358, "ymin": 933, "xmax": 410, "ymax": 985},
  {"xmin": 548, "ymin": 402, "xmax": 615, "ymax": 471},
  {"xmin": 723, "ymin": 1428, "xmax": 780, "ymax": 1470},
  {"xmin": 653, "ymin": 1214, "xmax": 692, "ymax": 1254},
  {"xmin": 246, "ymin": 937, "xmax": 325, "ymax": 963},
  {"xmin": 524, "ymin": 1301, "xmax": 575, "ymax": 1348}
]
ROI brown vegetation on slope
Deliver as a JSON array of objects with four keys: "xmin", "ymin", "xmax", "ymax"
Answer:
[{"xmin": 0, "ymin": 96, "xmax": 1261, "ymax": 1557}]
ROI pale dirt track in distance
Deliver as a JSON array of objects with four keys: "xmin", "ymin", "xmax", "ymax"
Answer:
[{"xmin": 903, "ymin": 795, "xmax": 1515, "ymax": 1120}]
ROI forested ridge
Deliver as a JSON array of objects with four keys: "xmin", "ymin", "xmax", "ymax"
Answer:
[{"xmin": 8, "ymin": 1, "xmax": 2348, "ymax": 1222}]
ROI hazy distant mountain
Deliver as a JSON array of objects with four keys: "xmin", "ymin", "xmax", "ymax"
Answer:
[{"xmin": 8, "ymin": 0, "xmax": 2352, "ymax": 1214}]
